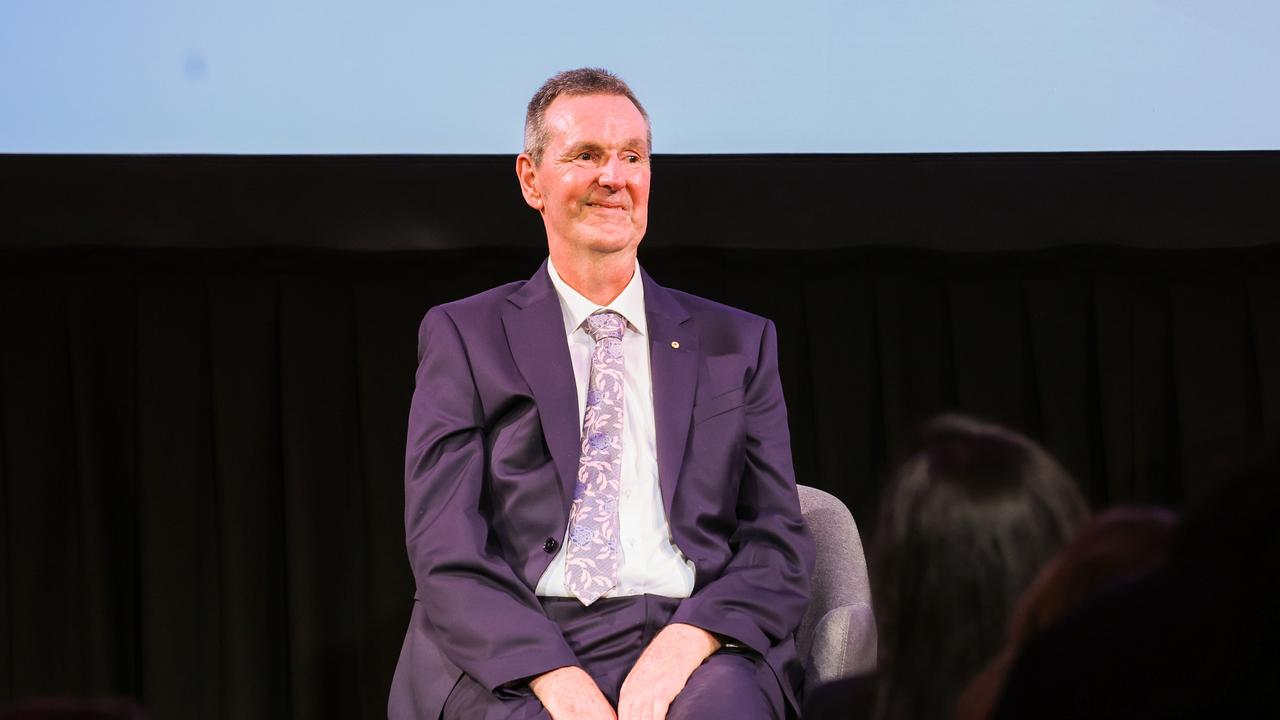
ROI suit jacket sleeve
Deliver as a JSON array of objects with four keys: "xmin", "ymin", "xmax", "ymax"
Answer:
[
  {"xmin": 403, "ymin": 306, "xmax": 579, "ymax": 691},
  {"xmin": 669, "ymin": 318, "xmax": 816, "ymax": 655}
]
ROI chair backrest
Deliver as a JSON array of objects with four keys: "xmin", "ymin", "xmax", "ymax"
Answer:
[{"xmin": 796, "ymin": 484, "xmax": 877, "ymax": 687}]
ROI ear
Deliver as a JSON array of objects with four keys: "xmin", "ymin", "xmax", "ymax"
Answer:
[{"xmin": 516, "ymin": 153, "xmax": 543, "ymax": 211}]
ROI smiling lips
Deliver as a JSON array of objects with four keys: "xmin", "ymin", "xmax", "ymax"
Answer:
[{"xmin": 587, "ymin": 201, "xmax": 627, "ymax": 212}]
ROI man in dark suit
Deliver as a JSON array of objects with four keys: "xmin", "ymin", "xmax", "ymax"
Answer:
[{"xmin": 388, "ymin": 68, "xmax": 813, "ymax": 720}]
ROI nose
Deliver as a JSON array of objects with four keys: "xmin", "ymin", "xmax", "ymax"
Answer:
[{"xmin": 596, "ymin": 155, "xmax": 626, "ymax": 191}]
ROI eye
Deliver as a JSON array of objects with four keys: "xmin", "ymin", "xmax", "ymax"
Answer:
[
  {"xmin": 625, "ymin": 154, "xmax": 641, "ymax": 163},
  {"xmin": 577, "ymin": 151, "xmax": 593, "ymax": 161}
]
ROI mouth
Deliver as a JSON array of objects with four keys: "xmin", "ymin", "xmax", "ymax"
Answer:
[{"xmin": 586, "ymin": 202, "xmax": 627, "ymax": 212}]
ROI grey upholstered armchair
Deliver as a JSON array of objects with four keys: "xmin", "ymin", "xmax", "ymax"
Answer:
[{"xmin": 795, "ymin": 484, "xmax": 878, "ymax": 690}]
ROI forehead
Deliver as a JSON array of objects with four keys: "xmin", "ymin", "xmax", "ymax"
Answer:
[{"xmin": 543, "ymin": 93, "xmax": 649, "ymax": 147}]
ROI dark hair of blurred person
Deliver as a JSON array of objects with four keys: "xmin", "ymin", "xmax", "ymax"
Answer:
[
  {"xmin": 987, "ymin": 452, "xmax": 1280, "ymax": 719},
  {"xmin": 954, "ymin": 506, "xmax": 1178, "ymax": 720},
  {"xmin": 805, "ymin": 413, "xmax": 1090, "ymax": 720}
]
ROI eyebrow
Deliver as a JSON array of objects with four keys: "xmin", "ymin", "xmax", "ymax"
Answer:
[{"xmin": 566, "ymin": 139, "xmax": 650, "ymax": 154}]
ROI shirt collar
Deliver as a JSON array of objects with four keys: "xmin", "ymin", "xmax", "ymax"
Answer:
[{"xmin": 546, "ymin": 256, "xmax": 648, "ymax": 338}]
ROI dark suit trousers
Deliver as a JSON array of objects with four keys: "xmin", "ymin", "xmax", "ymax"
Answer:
[{"xmin": 440, "ymin": 594, "xmax": 782, "ymax": 720}]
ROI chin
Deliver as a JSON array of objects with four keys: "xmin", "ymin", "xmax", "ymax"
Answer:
[{"xmin": 582, "ymin": 230, "xmax": 642, "ymax": 255}]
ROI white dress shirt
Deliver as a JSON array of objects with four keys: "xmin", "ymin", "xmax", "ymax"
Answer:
[{"xmin": 535, "ymin": 257, "xmax": 696, "ymax": 599}]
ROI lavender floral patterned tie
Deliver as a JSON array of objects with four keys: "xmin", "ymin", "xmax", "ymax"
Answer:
[{"xmin": 564, "ymin": 310, "xmax": 626, "ymax": 605}]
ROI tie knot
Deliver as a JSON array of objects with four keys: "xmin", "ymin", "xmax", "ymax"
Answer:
[{"xmin": 584, "ymin": 311, "xmax": 625, "ymax": 342}]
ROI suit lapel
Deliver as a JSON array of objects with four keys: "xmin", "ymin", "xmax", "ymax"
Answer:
[
  {"xmin": 501, "ymin": 262, "xmax": 581, "ymax": 515},
  {"xmin": 643, "ymin": 269, "xmax": 698, "ymax": 520}
]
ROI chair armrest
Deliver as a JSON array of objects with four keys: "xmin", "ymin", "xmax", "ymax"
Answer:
[{"xmin": 805, "ymin": 602, "xmax": 878, "ymax": 689}]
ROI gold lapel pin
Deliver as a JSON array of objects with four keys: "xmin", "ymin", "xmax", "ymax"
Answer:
[{"xmin": 670, "ymin": 341, "xmax": 680, "ymax": 349}]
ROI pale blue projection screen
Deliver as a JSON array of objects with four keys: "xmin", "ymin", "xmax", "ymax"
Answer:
[{"xmin": 2, "ymin": 0, "xmax": 1277, "ymax": 154}]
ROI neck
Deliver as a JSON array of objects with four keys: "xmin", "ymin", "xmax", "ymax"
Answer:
[{"xmin": 549, "ymin": 249, "xmax": 636, "ymax": 306}]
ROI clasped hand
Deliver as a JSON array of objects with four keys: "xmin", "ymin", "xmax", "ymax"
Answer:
[{"xmin": 530, "ymin": 623, "xmax": 721, "ymax": 720}]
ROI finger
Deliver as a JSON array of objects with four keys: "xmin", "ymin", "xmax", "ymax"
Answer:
[
  {"xmin": 635, "ymin": 695, "xmax": 652, "ymax": 720},
  {"xmin": 616, "ymin": 682, "xmax": 632, "ymax": 720},
  {"xmin": 626, "ymin": 695, "xmax": 646, "ymax": 720}
]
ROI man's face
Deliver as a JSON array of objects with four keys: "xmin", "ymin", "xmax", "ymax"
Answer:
[{"xmin": 517, "ymin": 93, "xmax": 651, "ymax": 261}]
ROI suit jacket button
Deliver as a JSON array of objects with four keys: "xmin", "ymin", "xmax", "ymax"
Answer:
[{"xmin": 543, "ymin": 538, "xmax": 559, "ymax": 553}]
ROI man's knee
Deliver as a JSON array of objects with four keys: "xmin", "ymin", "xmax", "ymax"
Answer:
[
  {"xmin": 668, "ymin": 654, "xmax": 778, "ymax": 720},
  {"xmin": 441, "ymin": 673, "xmax": 550, "ymax": 720}
]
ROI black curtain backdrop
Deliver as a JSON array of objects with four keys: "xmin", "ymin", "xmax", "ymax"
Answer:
[{"xmin": 2, "ymin": 153, "xmax": 1278, "ymax": 718}]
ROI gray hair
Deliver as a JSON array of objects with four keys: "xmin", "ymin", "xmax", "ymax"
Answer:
[{"xmin": 523, "ymin": 67, "xmax": 651, "ymax": 164}]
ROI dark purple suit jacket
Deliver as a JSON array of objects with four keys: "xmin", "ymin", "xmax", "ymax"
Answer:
[{"xmin": 388, "ymin": 263, "xmax": 814, "ymax": 719}]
